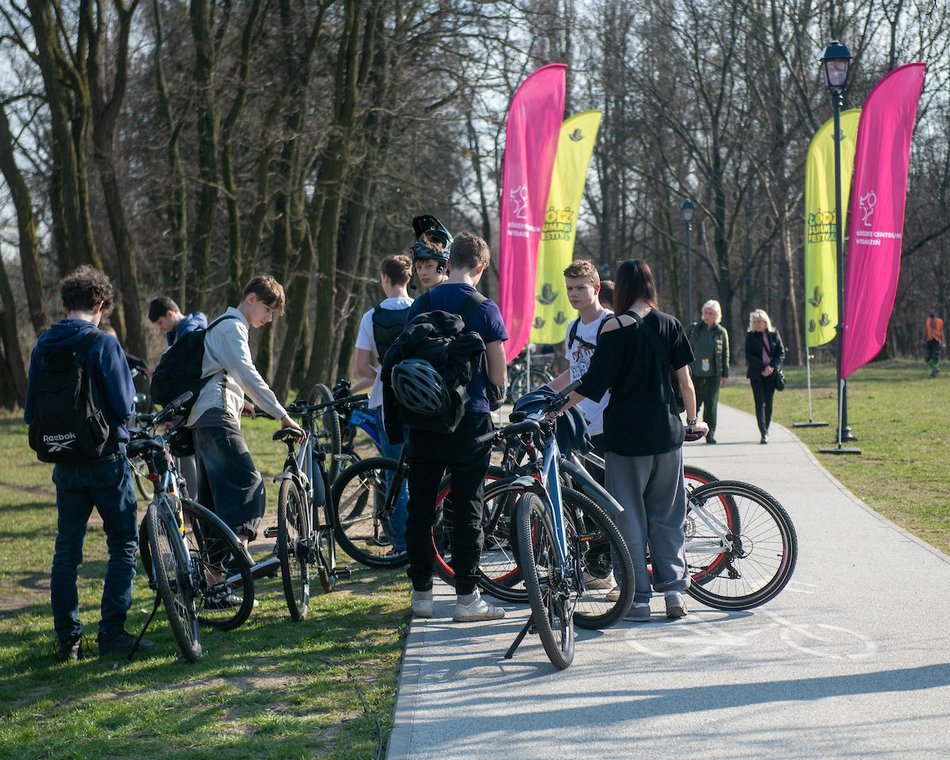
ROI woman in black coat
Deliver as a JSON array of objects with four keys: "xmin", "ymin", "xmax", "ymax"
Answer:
[{"xmin": 745, "ymin": 309, "xmax": 784, "ymax": 444}]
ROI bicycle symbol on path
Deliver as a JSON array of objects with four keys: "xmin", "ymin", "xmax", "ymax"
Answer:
[{"xmin": 623, "ymin": 610, "xmax": 877, "ymax": 661}]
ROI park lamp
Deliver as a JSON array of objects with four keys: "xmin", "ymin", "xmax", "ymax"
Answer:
[
  {"xmin": 821, "ymin": 40, "xmax": 852, "ymax": 92},
  {"xmin": 681, "ymin": 198, "xmax": 694, "ymax": 224}
]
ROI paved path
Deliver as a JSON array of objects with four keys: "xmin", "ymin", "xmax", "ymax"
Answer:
[{"xmin": 385, "ymin": 404, "xmax": 950, "ymax": 759}]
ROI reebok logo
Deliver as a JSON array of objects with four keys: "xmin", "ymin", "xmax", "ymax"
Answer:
[{"xmin": 43, "ymin": 432, "xmax": 77, "ymax": 452}]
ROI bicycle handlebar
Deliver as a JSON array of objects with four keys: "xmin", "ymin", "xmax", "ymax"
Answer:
[
  {"xmin": 474, "ymin": 418, "xmax": 541, "ymax": 445},
  {"xmin": 131, "ymin": 391, "xmax": 193, "ymax": 432}
]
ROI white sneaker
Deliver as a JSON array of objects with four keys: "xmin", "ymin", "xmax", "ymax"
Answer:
[
  {"xmin": 411, "ymin": 588, "xmax": 433, "ymax": 619},
  {"xmin": 583, "ymin": 571, "xmax": 616, "ymax": 590},
  {"xmin": 453, "ymin": 590, "xmax": 505, "ymax": 622}
]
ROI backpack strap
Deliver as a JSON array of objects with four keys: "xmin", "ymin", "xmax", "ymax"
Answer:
[{"xmin": 568, "ymin": 314, "xmax": 611, "ymax": 351}]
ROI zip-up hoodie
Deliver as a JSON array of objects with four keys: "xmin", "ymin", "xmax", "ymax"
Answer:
[{"xmin": 24, "ymin": 319, "xmax": 136, "ymax": 457}]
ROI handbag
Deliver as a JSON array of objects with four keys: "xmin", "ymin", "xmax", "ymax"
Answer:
[
  {"xmin": 628, "ymin": 311, "xmax": 686, "ymax": 413},
  {"xmin": 774, "ymin": 367, "xmax": 786, "ymax": 391}
]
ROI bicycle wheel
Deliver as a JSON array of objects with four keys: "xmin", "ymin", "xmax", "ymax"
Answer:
[
  {"xmin": 308, "ymin": 383, "xmax": 343, "ymax": 482},
  {"xmin": 684, "ymin": 463, "xmax": 718, "ymax": 492},
  {"xmin": 507, "ymin": 368, "xmax": 554, "ymax": 404},
  {"xmin": 277, "ymin": 479, "xmax": 311, "ymax": 621},
  {"xmin": 330, "ymin": 456, "xmax": 409, "ymax": 568},
  {"xmin": 146, "ymin": 500, "xmax": 201, "ymax": 662},
  {"xmin": 685, "ymin": 480, "xmax": 798, "ymax": 610},
  {"xmin": 568, "ymin": 491, "xmax": 635, "ymax": 630},
  {"xmin": 183, "ymin": 500, "xmax": 255, "ymax": 631},
  {"xmin": 515, "ymin": 492, "xmax": 574, "ymax": 669}
]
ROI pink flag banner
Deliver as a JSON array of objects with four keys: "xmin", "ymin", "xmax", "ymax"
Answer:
[
  {"xmin": 498, "ymin": 64, "xmax": 566, "ymax": 362},
  {"xmin": 841, "ymin": 62, "xmax": 926, "ymax": 378}
]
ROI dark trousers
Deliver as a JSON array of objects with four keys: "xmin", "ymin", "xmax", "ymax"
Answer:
[
  {"xmin": 193, "ymin": 420, "xmax": 265, "ymax": 541},
  {"xmin": 750, "ymin": 375, "xmax": 777, "ymax": 436},
  {"xmin": 692, "ymin": 375, "xmax": 721, "ymax": 435},
  {"xmin": 406, "ymin": 413, "xmax": 492, "ymax": 596},
  {"xmin": 50, "ymin": 457, "xmax": 139, "ymax": 641},
  {"xmin": 926, "ymin": 340, "xmax": 941, "ymax": 370}
]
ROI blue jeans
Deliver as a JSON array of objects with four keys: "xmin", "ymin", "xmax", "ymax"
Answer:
[
  {"xmin": 365, "ymin": 406, "xmax": 408, "ymax": 552},
  {"xmin": 50, "ymin": 457, "xmax": 139, "ymax": 641}
]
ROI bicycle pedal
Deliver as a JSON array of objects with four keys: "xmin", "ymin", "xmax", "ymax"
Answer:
[
  {"xmin": 333, "ymin": 567, "xmax": 352, "ymax": 579},
  {"xmin": 263, "ymin": 526, "xmax": 279, "ymax": 538}
]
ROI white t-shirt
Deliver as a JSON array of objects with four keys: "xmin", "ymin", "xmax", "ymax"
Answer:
[
  {"xmin": 565, "ymin": 309, "xmax": 612, "ymax": 436},
  {"xmin": 355, "ymin": 296, "xmax": 414, "ymax": 408}
]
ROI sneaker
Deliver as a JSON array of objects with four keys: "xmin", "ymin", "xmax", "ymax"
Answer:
[
  {"xmin": 453, "ymin": 590, "xmax": 505, "ymax": 622},
  {"xmin": 97, "ymin": 629, "xmax": 156, "ymax": 656},
  {"xmin": 605, "ymin": 586, "xmax": 622, "ymax": 602},
  {"xmin": 583, "ymin": 571, "xmax": 616, "ymax": 590},
  {"xmin": 665, "ymin": 592, "xmax": 688, "ymax": 619},
  {"xmin": 56, "ymin": 634, "xmax": 84, "ymax": 662},
  {"xmin": 625, "ymin": 603, "xmax": 652, "ymax": 622},
  {"xmin": 411, "ymin": 588, "xmax": 433, "ymax": 619}
]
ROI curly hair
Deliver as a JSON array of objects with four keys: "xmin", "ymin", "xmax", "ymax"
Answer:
[{"xmin": 60, "ymin": 265, "xmax": 114, "ymax": 315}]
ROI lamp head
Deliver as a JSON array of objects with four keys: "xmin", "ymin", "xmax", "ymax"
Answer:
[
  {"xmin": 820, "ymin": 40, "xmax": 852, "ymax": 91},
  {"xmin": 681, "ymin": 198, "xmax": 695, "ymax": 223}
]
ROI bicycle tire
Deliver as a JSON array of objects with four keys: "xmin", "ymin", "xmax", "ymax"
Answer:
[
  {"xmin": 567, "ymin": 491, "xmax": 635, "ymax": 630},
  {"xmin": 507, "ymin": 368, "xmax": 554, "ymax": 404},
  {"xmin": 684, "ymin": 463, "xmax": 718, "ymax": 491},
  {"xmin": 330, "ymin": 456, "xmax": 409, "ymax": 568},
  {"xmin": 685, "ymin": 480, "xmax": 798, "ymax": 610},
  {"xmin": 184, "ymin": 499, "xmax": 255, "ymax": 631},
  {"xmin": 146, "ymin": 500, "xmax": 201, "ymax": 662},
  {"xmin": 308, "ymin": 383, "xmax": 343, "ymax": 482},
  {"xmin": 515, "ymin": 492, "xmax": 574, "ymax": 670},
  {"xmin": 278, "ymin": 479, "xmax": 311, "ymax": 621}
]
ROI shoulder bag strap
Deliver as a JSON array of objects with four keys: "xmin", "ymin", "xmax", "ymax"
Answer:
[{"xmin": 627, "ymin": 311, "xmax": 679, "ymax": 412}]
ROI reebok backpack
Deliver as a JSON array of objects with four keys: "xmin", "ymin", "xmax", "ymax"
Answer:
[
  {"xmin": 150, "ymin": 315, "xmax": 237, "ymax": 409},
  {"xmin": 28, "ymin": 331, "xmax": 110, "ymax": 463}
]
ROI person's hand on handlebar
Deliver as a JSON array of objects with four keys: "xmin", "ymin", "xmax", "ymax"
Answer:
[{"xmin": 280, "ymin": 414, "xmax": 305, "ymax": 443}]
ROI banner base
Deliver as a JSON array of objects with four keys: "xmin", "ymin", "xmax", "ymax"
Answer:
[
  {"xmin": 793, "ymin": 421, "xmax": 829, "ymax": 428},
  {"xmin": 818, "ymin": 445, "xmax": 862, "ymax": 455}
]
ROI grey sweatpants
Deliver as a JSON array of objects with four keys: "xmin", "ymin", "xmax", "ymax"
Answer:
[{"xmin": 605, "ymin": 448, "xmax": 689, "ymax": 604}]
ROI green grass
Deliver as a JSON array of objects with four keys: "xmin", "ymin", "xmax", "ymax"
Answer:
[
  {"xmin": 719, "ymin": 359, "xmax": 950, "ymax": 555},
  {"xmin": 0, "ymin": 415, "xmax": 408, "ymax": 760}
]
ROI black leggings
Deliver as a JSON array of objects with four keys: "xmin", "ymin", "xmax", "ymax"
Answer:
[{"xmin": 749, "ymin": 374, "xmax": 777, "ymax": 437}]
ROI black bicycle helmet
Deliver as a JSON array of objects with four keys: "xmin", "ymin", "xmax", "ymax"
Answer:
[
  {"xmin": 513, "ymin": 387, "xmax": 592, "ymax": 455},
  {"xmin": 411, "ymin": 215, "xmax": 452, "ymax": 268},
  {"xmin": 391, "ymin": 358, "xmax": 451, "ymax": 415}
]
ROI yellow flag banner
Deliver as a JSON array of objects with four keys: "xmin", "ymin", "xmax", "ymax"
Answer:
[
  {"xmin": 804, "ymin": 108, "xmax": 861, "ymax": 348},
  {"xmin": 530, "ymin": 110, "xmax": 602, "ymax": 345}
]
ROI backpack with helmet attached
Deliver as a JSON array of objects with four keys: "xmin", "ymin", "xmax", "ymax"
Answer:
[
  {"xmin": 28, "ymin": 330, "xmax": 110, "ymax": 463},
  {"xmin": 381, "ymin": 293, "xmax": 487, "ymax": 434},
  {"xmin": 150, "ymin": 314, "xmax": 238, "ymax": 411}
]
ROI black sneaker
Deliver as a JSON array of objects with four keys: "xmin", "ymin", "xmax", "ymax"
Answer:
[
  {"xmin": 56, "ymin": 634, "xmax": 84, "ymax": 663},
  {"xmin": 97, "ymin": 629, "xmax": 155, "ymax": 656}
]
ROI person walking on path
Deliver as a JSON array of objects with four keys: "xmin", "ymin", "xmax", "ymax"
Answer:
[
  {"xmin": 393, "ymin": 233, "xmax": 509, "ymax": 623},
  {"xmin": 745, "ymin": 309, "xmax": 785, "ymax": 444},
  {"xmin": 685, "ymin": 299, "xmax": 730, "ymax": 444},
  {"xmin": 925, "ymin": 311, "xmax": 944, "ymax": 378},
  {"xmin": 557, "ymin": 259, "xmax": 707, "ymax": 622},
  {"xmin": 186, "ymin": 276, "xmax": 303, "ymax": 552},
  {"xmin": 24, "ymin": 266, "xmax": 154, "ymax": 661}
]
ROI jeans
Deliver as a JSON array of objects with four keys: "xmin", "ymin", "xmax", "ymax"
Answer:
[
  {"xmin": 365, "ymin": 406, "xmax": 408, "ymax": 552},
  {"xmin": 605, "ymin": 448, "xmax": 688, "ymax": 604},
  {"xmin": 750, "ymin": 374, "xmax": 777, "ymax": 437},
  {"xmin": 193, "ymin": 419, "xmax": 265, "ymax": 540},
  {"xmin": 50, "ymin": 457, "xmax": 139, "ymax": 641},
  {"xmin": 926, "ymin": 340, "xmax": 941, "ymax": 373},
  {"xmin": 692, "ymin": 375, "xmax": 721, "ymax": 436},
  {"xmin": 406, "ymin": 413, "xmax": 492, "ymax": 596}
]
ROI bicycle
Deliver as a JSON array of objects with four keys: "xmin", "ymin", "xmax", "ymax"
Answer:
[
  {"xmin": 505, "ymin": 344, "xmax": 555, "ymax": 403},
  {"xmin": 470, "ymin": 381, "xmax": 636, "ymax": 669},
  {"xmin": 129, "ymin": 393, "xmax": 255, "ymax": 661},
  {"xmin": 265, "ymin": 394, "xmax": 371, "ymax": 620}
]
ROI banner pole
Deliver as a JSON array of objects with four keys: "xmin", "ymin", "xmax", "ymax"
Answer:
[{"xmin": 793, "ymin": 347, "xmax": 828, "ymax": 427}]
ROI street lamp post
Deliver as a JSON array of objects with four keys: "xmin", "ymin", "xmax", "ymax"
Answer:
[
  {"xmin": 682, "ymin": 199, "xmax": 695, "ymax": 320},
  {"xmin": 818, "ymin": 40, "xmax": 861, "ymax": 455}
]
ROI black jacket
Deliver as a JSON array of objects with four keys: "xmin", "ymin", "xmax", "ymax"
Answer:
[{"xmin": 745, "ymin": 329, "xmax": 785, "ymax": 379}]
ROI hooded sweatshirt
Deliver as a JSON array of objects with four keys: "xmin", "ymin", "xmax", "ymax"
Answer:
[{"xmin": 24, "ymin": 319, "xmax": 136, "ymax": 458}]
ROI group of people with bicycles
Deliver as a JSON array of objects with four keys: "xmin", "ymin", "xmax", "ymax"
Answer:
[{"xmin": 27, "ymin": 212, "xmax": 793, "ymax": 665}]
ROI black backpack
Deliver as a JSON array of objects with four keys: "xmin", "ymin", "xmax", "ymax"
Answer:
[
  {"xmin": 150, "ymin": 315, "xmax": 238, "ymax": 409},
  {"xmin": 28, "ymin": 330, "xmax": 110, "ymax": 463},
  {"xmin": 371, "ymin": 303, "xmax": 411, "ymax": 361}
]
